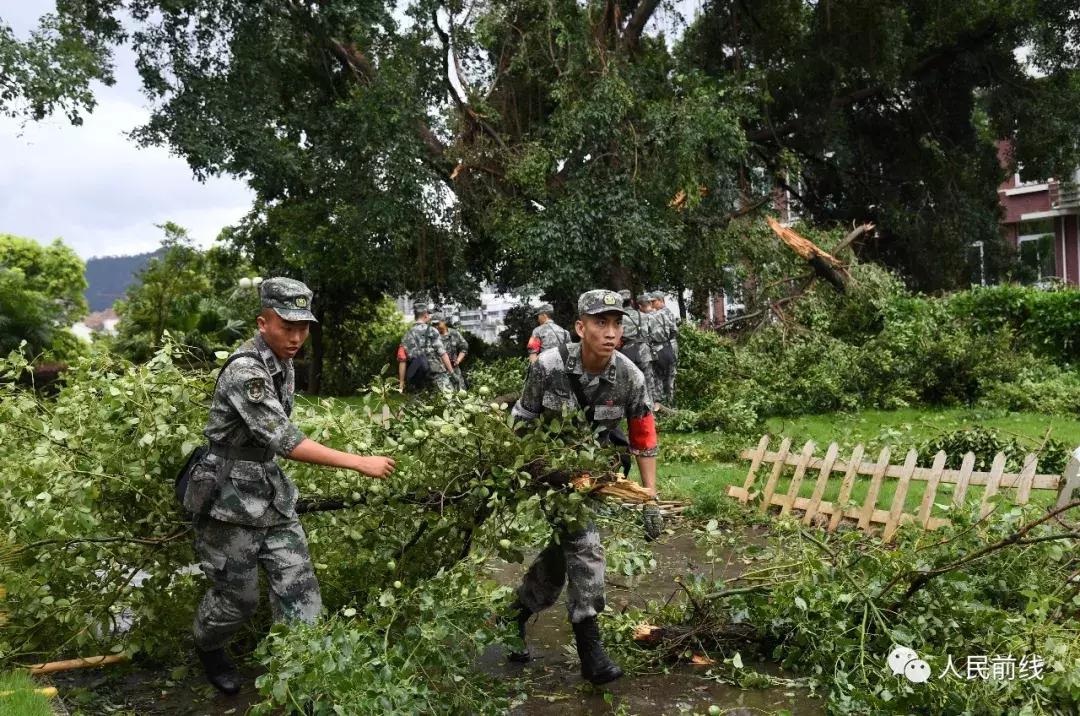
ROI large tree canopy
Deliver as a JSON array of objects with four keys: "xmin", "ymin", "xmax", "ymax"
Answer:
[
  {"xmin": 3, "ymin": 1, "xmax": 1079, "ymax": 382},
  {"xmin": 681, "ymin": 0, "xmax": 1080, "ymax": 288},
  {"xmin": 0, "ymin": 233, "xmax": 88, "ymax": 358}
]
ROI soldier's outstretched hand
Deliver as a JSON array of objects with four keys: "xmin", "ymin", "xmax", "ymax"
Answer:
[{"xmin": 354, "ymin": 455, "xmax": 396, "ymax": 478}]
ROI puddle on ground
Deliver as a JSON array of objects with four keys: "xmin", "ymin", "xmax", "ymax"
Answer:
[{"xmin": 480, "ymin": 526, "xmax": 824, "ymax": 715}]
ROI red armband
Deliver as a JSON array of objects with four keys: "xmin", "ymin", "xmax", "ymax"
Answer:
[
  {"xmin": 527, "ymin": 336, "xmax": 542, "ymax": 354},
  {"xmin": 628, "ymin": 413, "xmax": 657, "ymax": 452},
  {"xmin": 396, "ymin": 345, "xmax": 408, "ymax": 361}
]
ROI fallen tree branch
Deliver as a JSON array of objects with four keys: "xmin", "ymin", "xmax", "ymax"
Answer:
[
  {"xmin": 885, "ymin": 500, "xmax": 1080, "ymax": 609},
  {"xmin": 833, "ymin": 222, "xmax": 876, "ymax": 257},
  {"xmin": 26, "ymin": 528, "xmax": 190, "ymax": 550}
]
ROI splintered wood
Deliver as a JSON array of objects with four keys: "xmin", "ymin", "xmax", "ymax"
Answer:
[
  {"xmin": 572, "ymin": 473, "xmax": 656, "ymax": 503},
  {"xmin": 765, "ymin": 217, "xmax": 842, "ymax": 265},
  {"xmin": 729, "ymin": 435, "xmax": 1071, "ymax": 541}
]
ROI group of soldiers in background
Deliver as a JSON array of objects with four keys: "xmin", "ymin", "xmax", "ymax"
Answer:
[
  {"xmin": 397, "ymin": 302, "xmax": 469, "ymax": 393},
  {"xmin": 398, "ymin": 292, "xmax": 678, "ymax": 408},
  {"xmin": 619, "ymin": 290, "xmax": 679, "ymax": 409}
]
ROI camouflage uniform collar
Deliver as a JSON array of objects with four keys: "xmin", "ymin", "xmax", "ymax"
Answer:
[
  {"xmin": 563, "ymin": 342, "xmax": 617, "ymax": 384},
  {"xmin": 253, "ymin": 333, "xmax": 285, "ymax": 376}
]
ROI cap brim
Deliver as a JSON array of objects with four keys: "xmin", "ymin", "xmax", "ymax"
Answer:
[
  {"xmin": 273, "ymin": 307, "xmax": 318, "ymax": 323},
  {"xmin": 582, "ymin": 306, "xmax": 630, "ymax": 316}
]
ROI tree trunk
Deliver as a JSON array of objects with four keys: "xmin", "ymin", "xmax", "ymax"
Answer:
[{"xmin": 676, "ymin": 283, "xmax": 687, "ymax": 321}]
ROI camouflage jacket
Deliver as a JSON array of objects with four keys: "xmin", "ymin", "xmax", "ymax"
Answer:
[
  {"xmin": 619, "ymin": 308, "xmax": 656, "ymax": 361},
  {"xmin": 445, "ymin": 328, "xmax": 469, "ymax": 361},
  {"xmin": 512, "ymin": 342, "xmax": 658, "ymax": 457},
  {"xmin": 661, "ymin": 306, "xmax": 680, "ymax": 348},
  {"xmin": 649, "ymin": 307, "xmax": 677, "ymax": 348},
  {"xmin": 527, "ymin": 320, "xmax": 572, "ymax": 355},
  {"xmin": 190, "ymin": 333, "xmax": 306, "ymax": 526},
  {"xmin": 398, "ymin": 322, "xmax": 448, "ymax": 373}
]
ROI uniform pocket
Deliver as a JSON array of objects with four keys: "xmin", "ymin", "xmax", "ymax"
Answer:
[
  {"xmin": 229, "ymin": 462, "xmax": 267, "ymax": 482},
  {"xmin": 195, "ymin": 540, "xmax": 229, "ymax": 582},
  {"xmin": 228, "ymin": 462, "xmax": 274, "ymax": 501},
  {"xmin": 542, "ymin": 391, "xmax": 571, "ymax": 411},
  {"xmin": 593, "ymin": 405, "xmax": 625, "ymax": 420},
  {"xmin": 182, "ymin": 460, "xmax": 221, "ymax": 515}
]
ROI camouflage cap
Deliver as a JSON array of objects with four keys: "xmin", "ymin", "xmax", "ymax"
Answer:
[
  {"xmin": 617, "ymin": 289, "xmax": 632, "ymax": 301},
  {"xmin": 430, "ymin": 312, "xmax": 445, "ymax": 323},
  {"xmin": 636, "ymin": 293, "xmax": 651, "ymax": 304},
  {"xmin": 412, "ymin": 301, "xmax": 430, "ymax": 314},
  {"xmin": 577, "ymin": 289, "xmax": 629, "ymax": 317},
  {"xmin": 260, "ymin": 277, "xmax": 317, "ymax": 322},
  {"xmin": 649, "ymin": 291, "xmax": 665, "ymax": 301},
  {"xmin": 533, "ymin": 302, "xmax": 554, "ymax": 317}
]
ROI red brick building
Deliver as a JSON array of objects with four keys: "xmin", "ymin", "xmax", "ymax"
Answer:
[{"xmin": 997, "ymin": 143, "xmax": 1080, "ymax": 285}]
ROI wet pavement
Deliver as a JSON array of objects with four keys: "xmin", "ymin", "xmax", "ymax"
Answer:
[{"xmin": 480, "ymin": 529, "xmax": 824, "ymax": 715}]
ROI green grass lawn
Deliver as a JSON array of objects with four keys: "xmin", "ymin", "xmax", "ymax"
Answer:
[
  {"xmin": 0, "ymin": 671, "xmax": 53, "ymax": 716},
  {"xmin": 659, "ymin": 408, "xmax": 1080, "ymax": 521}
]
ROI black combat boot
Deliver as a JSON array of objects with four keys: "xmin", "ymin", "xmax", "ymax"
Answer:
[
  {"xmin": 571, "ymin": 617, "xmax": 623, "ymax": 685},
  {"xmin": 506, "ymin": 599, "xmax": 533, "ymax": 663},
  {"xmin": 197, "ymin": 647, "xmax": 242, "ymax": 695}
]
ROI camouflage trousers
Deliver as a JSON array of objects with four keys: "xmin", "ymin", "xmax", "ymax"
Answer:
[
  {"xmin": 640, "ymin": 361, "xmax": 663, "ymax": 408},
  {"xmin": 653, "ymin": 359, "xmax": 675, "ymax": 405},
  {"xmin": 430, "ymin": 372, "xmax": 455, "ymax": 394},
  {"xmin": 516, "ymin": 522, "xmax": 605, "ymax": 624},
  {"xmin": 192, "ymin": 514, "xmax": 322, "ymax": 651},
  {"xmin": 451, "ymin": 366, "xmax": 467, "ymax": 391}
]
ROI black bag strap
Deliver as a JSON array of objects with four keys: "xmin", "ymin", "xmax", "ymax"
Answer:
[
  {"xmin": 557, "ymin": 342, "xmax": 628, "ymax": 425},
  {"xmin": 212, "ymin": 350, "xmax": 263, "ymax": 396},
  {"xmin": 557, "ymin": 342, "xmax": 594, "ymax": 423}
]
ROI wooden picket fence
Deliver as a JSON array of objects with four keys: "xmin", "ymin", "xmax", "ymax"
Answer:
[{"xmin": 728, "ymin": 435, "xmax": 1079, "ymax": 541}]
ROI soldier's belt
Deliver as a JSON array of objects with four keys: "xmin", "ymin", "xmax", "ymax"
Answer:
[{"xmin": 209, "ymin": 442, "xmax": 275, "ymax": 462}]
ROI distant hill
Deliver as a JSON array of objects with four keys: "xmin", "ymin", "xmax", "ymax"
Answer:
[{"xmin": 84, "ymin": 250, "xmax": 161, "ymax": 312}]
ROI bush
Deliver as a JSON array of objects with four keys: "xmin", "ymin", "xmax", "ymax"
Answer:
[
  {"xmin": 320, "ymin": 297, "xmax": 409, "ymax": 394},
  {"xmin": 979, "ymin": 362, "xmax": 1080, "ymax": 417},
  {"xmin": 465, "ymin": 356, "xmax": 529, "ymax": 398},
  {"xmin": 671, "ymin": 269, "xmax": 1077, "ymax": 425},
  {"xmin": 947, "ymin": 284, "xmax": 1080, "ymax": 363},
  {"xmin": 917, "ymin": 426, "xmax": 1072, "ymax": 474}
]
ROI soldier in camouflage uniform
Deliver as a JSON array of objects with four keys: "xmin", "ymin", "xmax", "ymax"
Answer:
[
  {"xmin": 435, "ymin": 314, "xmax": 469, "ymax": 390},
  {"xmin": 446, "ymin": 317, "xmax": 469, "ymax": 389},
  {"xmin": 644, "ymin": 291, "xmax": 677, "ymax": 405},
  {"xmin": 617, "ymin": 290, "xmax": 661, "ymax": 410},
  {"xmin": 397, "ymin": 302, "xmax": 456, "ymax": 394},
  {"xmin": 186, "ymin": 278, "xmax": 396, "ymax": 694},
  {"xmin": 649, "ymin": 291, "xmax": 679, "ymax": 405},
  {"xmin": 506, "ymin": 289, "xmax": 662, "ymax": 685},
  {"xmin": 527, "ymin": 303, "xmax": 571, "ymax": 363}
]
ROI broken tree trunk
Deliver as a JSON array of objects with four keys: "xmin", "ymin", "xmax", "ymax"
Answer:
[{"xmin": 766, "ymin": 217, "xmax": 848, "ymax": 293}]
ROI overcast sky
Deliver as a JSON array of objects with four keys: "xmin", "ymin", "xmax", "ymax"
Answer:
[
  {"xmin": 1, "ymin": 2, "xmax": 254, "ymax": 260},
  {"xmin": 1, "ymin": 1, "xmax": 701, "ymax": 261}
]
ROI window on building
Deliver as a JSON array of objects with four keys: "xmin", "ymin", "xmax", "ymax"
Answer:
[
  {"xmin": 1017, "ymin": 233, "xmax": 1055, "ymax": 283},
  {"xmin": 722, "ymin": 266, "xmax": 746, "ymax": 320}
]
